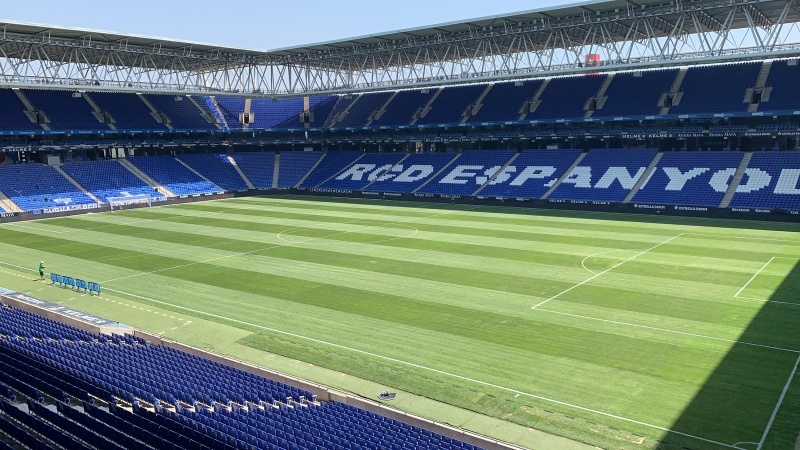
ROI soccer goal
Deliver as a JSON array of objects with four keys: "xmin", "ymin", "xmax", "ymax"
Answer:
[{"xmin": 107, "ymin": 194, "xmax": 155, "ymax": 211}]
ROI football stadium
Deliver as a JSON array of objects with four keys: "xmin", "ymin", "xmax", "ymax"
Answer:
[{"xmin": 1, "ymin": 1, "xmax": 800, "ymax": 449}]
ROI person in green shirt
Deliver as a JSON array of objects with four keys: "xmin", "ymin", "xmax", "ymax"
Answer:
[{"xmin": 38, "ymin": 261, "xmax": 46, "ymax": 281}]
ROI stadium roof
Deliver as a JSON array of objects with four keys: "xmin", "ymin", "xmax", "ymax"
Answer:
[
  {"xmin": 266, "ymin": 0, "xmax": 797, "ymax": 58},
  {"xmin": 0, "ymin": 0, "xmax": 798, "ymax": 95},
  {"xmin": 2, "ymin": 0, "xmax": 796, "ymax": 62}
]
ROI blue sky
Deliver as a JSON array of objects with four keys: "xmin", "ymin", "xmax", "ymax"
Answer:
[{"xmin": 0, "ymin": 0, "xmax": 568, "ymax": 50}]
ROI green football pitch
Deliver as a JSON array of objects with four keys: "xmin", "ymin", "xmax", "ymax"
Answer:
[{"xmin": 0, "ymin": 195, "xmax": 799, "ymax": 450}]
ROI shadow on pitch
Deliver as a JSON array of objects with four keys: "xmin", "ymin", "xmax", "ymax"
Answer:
[{"xmin": 657, "ymin": 259, "xmax": 800, "ymax": 449}]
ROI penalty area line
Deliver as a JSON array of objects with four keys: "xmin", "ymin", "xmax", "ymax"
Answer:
[
  {"xmin": 94, "ymin": 284, "xmax": 738, "ymax": 449},
  {"xmin": 757, "ymin": 353, "xmax": 800, "ymax": 450},
  {"xmin": 734, "ymin": 257, "xmax": 774, "ymax": 298},
  {"xmin": 532, "ymin": 233, "xmax": 684, "ymax": 309}
]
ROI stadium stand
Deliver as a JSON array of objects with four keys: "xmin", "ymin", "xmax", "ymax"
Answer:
[
  {"xmin": 176, "ymin": 153, "xmax": 249, "ymax": 191},
  {"xmin": 596, "ymin": 69, "xmax": 678, "ymax": 117},
  {"xmin": 277, "ymin": 151, "xmax": 324, "ymax": 188},
  {"xmin": 362, "ymin": 152, "xmax": 457, "ymax": 193},
  {"xmin": 301, "ymin": 151, "xmax": 364, "ymax": 188},
  {"xmin": 61, "ymin": 160, "xmax": 160, "ymax": 202},
  {"xmin": 215, "ymin": 97, "xmax": 245, "ymax": 129},
  {"xmin": 730, "ymin": 151, "xmax": 800, "ymax": 210},
  {"xmin": 371, "ymin": 89, "xmax": 436, "ymax": 126},
  {"xmin": 466, "ymin": 80, "xmax": 543, "ymax": 123},
  {"xmin": 317, "ymin": 152, "xmax": 407, "ymax": 190},
  {"xmin": 325, "ymin": 96, "xmax": 355, "ymax": 126},
  {"xmin": 127, "ymin": 156, "xmax": 222, "ymax": 195},
  {"xmin": 22, "ymin": 89, "xmax": 105, "ymax": 131},
  {"xmin": 531, "ymin": 75, "xmax": 606, "ymax": 119},
  {"xmin": 288, "ymin": 96, "xmax": 339, "ymax": 128},
  {"xmin": 548, "ymin": 148, "xmax": 658, "ymax": 202},
  {"xmin": 759, "ymin": 60, "xmax": 800, "ymax": 112},
  {"xmin": 88, "ymin": 92, "xmax": 166, "ymax": 130},
  {"xmin": 668, "ymin": 63, "xmax": 762, "ymax": 114},
  {"xmin": 0, "ymin": 164, "xmax": 97, "ymax": 211},
  {"xmin": 416, "ymin": 85, "xmax": 485, "ymax": 125},
  {"xmin": 230, "ymin": 152, "xmax": 276, "ymax": 189},
  {"xmin": 417, "ymin": 150, "xmax": 517, "ymax": 195},
  {"xmin": 0, "ymin": 302, "xmax": 484, "ymax": 450},
  {"xmin": 477, "ymin": 150, "xmax": 583, "ymax": 199},
  {"xmin": 142, "ymin": 95, "xmax": 213, "ymax": 130},
  {"xmin": 249, "ymin": 97, "xmax": 306, "ymax": 128},
  {"xmin": 337, "ymin": 92, "xmax": 393, "ymax": 127},
  {"xmin": 0, "ymin": 89, "xmax": 46, "ymax": 131},
  {"xmin": 632, "ymin": 151, "xmax": 744, "ymax": 206}
]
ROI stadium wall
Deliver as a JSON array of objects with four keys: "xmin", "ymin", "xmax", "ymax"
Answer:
[
  {"xmin": 289, "ymin": 189, "xmax": 800, "ymax": 222},
  {"xmin": 0, "ymin": 191, "xmax": 236, "ymax": 223}
]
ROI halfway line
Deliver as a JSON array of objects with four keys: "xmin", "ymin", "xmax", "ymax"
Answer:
[{"xmin": 532, "ymin": 233, "xmax": 684, "ymax": 309}]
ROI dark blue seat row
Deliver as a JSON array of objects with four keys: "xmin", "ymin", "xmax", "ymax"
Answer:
[{"xmin": 0, "ymin": 301, "xmax": 484, "ymax": 450}]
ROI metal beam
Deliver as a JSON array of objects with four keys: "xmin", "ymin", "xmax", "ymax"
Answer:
[{"xmin": 0, "ymin": 0, "xmax": 797, "ymax": 96}]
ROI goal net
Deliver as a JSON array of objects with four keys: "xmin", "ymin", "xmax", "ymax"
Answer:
[{"xmin": 107, "ymin": 194, "xmax": 156, "ymax": 211}]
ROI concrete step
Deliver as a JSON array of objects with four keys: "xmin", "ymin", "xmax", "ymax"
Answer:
[
  {"xmin": 227, "ymin": 155, "xmax": 256, "ymax": 189},
  {"xmin": 54, "ymin": 166, "xmax": 103, "ymax": 204},
  {"xmin": 118, "ymin": 159, "xmax": 175, "ymax": 197},
  {"xmin": 719, "ymin": 152, "xmax": 753, "ymax": 208}
]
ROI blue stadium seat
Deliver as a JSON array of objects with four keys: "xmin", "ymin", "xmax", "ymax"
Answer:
[{"xmin": 549, "ymin": 148, "xmax": 658, "ymax": 202}]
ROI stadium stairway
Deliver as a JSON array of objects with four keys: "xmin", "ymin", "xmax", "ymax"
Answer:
[
  {"xmin": 719, "ymin": 152, "xmax": 754, "ymax": 208},
  {"xmin": 207, "ymin": 96, "xmax": 229, "ymax": 129},
  {"xmin": 411, "ymin": 89, "xmax": 443, "ymax": 125},
  {"xmin": 13, "ymin": 90, "xmax": 49, "ymax": 131},
  {"xmin": 329, "ymin": 94, "xmax": 362, "ymax": 127},
  {"xmin": 226, "ymin": 155, "xmax": 256, "ymax": 189},
  {"xmin": 472, "ymin": 152, "xmax": 520, "ymax": 196},
  {"xmin": 174, "ymin": 157, "xmax": 226, "ymax": 188},
  {"xmin": 518, "ymin": 79, "xmax": 549, "ymax": 120},
  {"xmin": 622, "ymin": 152, "xmax": 664, "ymax": 203},
  {"xmin": 412, "ymin": 153, "xmax": 462, "ymax": 193},
  {"xmin": 361, "ymin": 154, "xmax": 411, "ymax": 191},
  {"xmin": 747, "ymin": 62, "xmax": 773, "ymax": 112},
  {"xmin": 187, "ymin": 96, "xmax": 222, "ymax": 129},
  {"xmin": 658, "ymin": 68, "xmax": 688, "ymax": 115},
  {"xmin": 82, "ymin": 92, "xmax": 117, "ymax": 130},
  {"xmin": 54, "ymin": 166, "xmax": 103, "ymax": 204},
  {"xmin": 366, "ymin": 91, "xmax": 399, "ymax": 126},
  {"xmin": 137, "ymin": 95, "xmax": 172, "ymax": 130},
  {"xmin": 461, "ymin": 84, "xmax": 494, "ymax": 123},
  {"xmin": 0, "ymin": 191, "xmax": 22, "ymax": 213},
  {"xmin": 118, "ymin": 159, "xmax": 176, "ymax": 197},
  {"xmin": 584, "ymin": 73, "xmax": 615, "ymax": 118},
  {"xmin": 541, "ymin": 152, "xmax": 587, "ymax": 199},
  {"xmin": 272, "ymin": 153, "xmax": 281, "ymax": 188}
]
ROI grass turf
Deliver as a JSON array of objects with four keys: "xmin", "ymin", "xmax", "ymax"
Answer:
[{"xmin": 0, "ymin": 195, "xmax": 799, "ymax": 450}]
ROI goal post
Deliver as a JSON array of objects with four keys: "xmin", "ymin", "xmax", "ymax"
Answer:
[{"xmin": 107, "ymin": 194, "xmax": 154, "ymax": 211}]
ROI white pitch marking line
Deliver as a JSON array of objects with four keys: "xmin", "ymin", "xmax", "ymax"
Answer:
[
  {"xmin": 733, "ymin": 295, "xmax": 800, "ymax": 307},
  {"xmin": 1, "ymin": 209, "xmax": 229, "ymax": 235},
  {"xmin": 98, "ymin": 206, "xmax": 478, "ymax": 284},
  {"xmin": 580, "ymin": 249, "xmax": 641, "ymax": 275},
  {"xmin": 682, "ymin": 233, "xmax": 799, "ymax": 243},
  {"xmin": 532, "ymin": 233, "xmax": 684, "ymax": 309},
  {"xmin": 536, "ymin": 308, "xmax": 799, "ymax": 353},
  {"xmin": 757, "ymin": 354, "xmax": 800, "ymax": 450},
  {"xmin": 99, "ymin": 284, "xmax": 738, "ymax": 449},
  {"xmin": 734, "ymin": 257, "xmax": 775, "ymax": 299}
]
